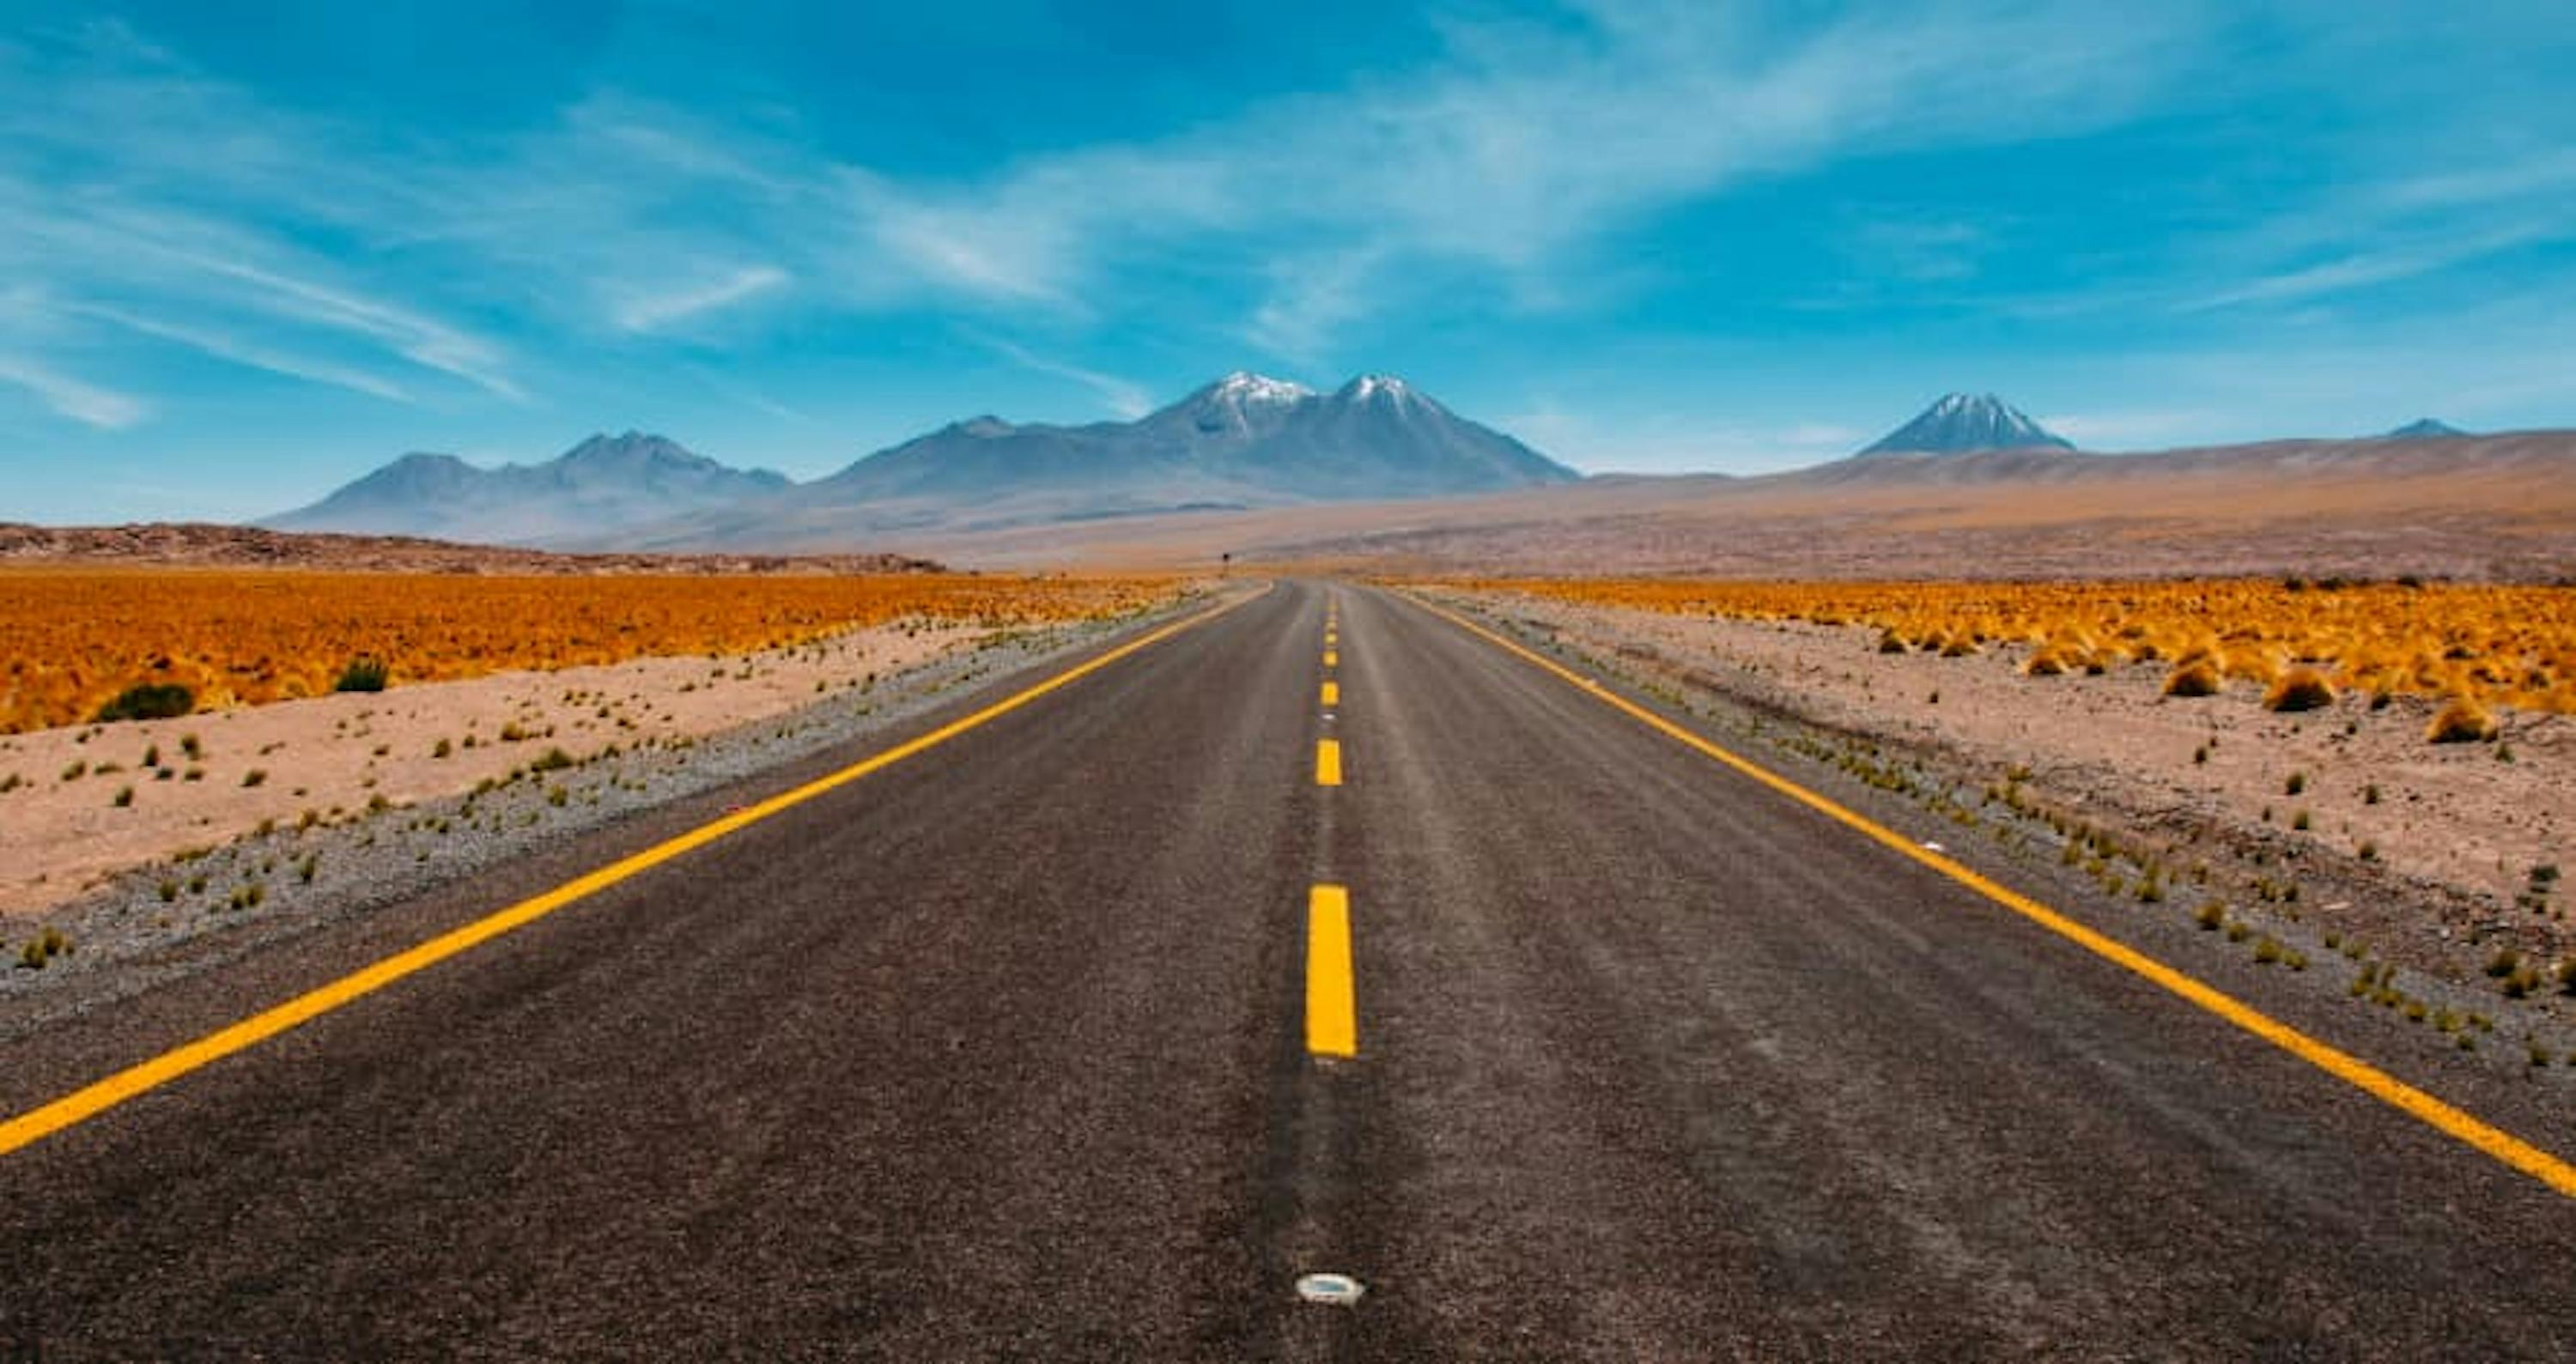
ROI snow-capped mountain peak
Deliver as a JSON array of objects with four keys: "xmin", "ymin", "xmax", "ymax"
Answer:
[
  {"xmin": 1211, "ymin": 371, "xmax": 1315, "ymax": 406},
  {"xmin": 1340, "ymin": 374, "xmax": 1415, "ymax": 404},
  {"xmin": 1860, "ymin": 392, "xmax": 2075, "ymax": 455}
]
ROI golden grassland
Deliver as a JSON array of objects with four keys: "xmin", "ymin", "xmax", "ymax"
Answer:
[
  {"xmin": 1444, "ymin": 577, "xmax": 2576, "ymax": 721},
  {"xmin": 0, "ymin": 568, "xmax": 1186, "ymax": 734}
]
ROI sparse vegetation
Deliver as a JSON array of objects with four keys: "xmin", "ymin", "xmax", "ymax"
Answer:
[
  {"xmin": 16, "ymin": 926, "xmax": 71, "ymax": 970},
  {"xmin": 92, "ymin": 682, "xmax": 195, "ymax": 724},
  {"xmin": 2162, "ymin": 662, "xmax": 2221, "ymax": 698},
  {"xmin": 2426, "ymin": 697, "xmax": 2496, "ymax": 743},
  {"xmin": 2262, "ymin": 667, "xmax": 2335, "ymax": 712},
  {"xmin": 334, "ymin": 657, "xmax": 392, "ymax": 693}
]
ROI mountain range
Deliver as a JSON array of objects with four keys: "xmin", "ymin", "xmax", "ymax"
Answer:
[
  {"xmin": 265, "ymin": 433, "xmax": 791, "ymax": 544},
  {"xmin": 271, "ymin": 373, "xmax": 1577, "ymax": 549}
]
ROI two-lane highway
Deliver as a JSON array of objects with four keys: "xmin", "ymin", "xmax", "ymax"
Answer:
[{"xmin": 2, "ymin": 580, "xmax": 2573, "ymax": 1357}]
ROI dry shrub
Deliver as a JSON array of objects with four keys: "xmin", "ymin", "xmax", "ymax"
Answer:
[
  {"xmin": 2163, "ymin": 662, "xmax": 2222, "ymax": 698},
  {"xmin": 2263, "ymin": 666, "xmax": 2336, "ymax": 712},
  {"xmin": 2024, "ymin": 650, "xmax": 2069, "ymax": 677},
  {"xmin": 2426, "ymin": 697, "xmax": 2496, "ymax": 743}
]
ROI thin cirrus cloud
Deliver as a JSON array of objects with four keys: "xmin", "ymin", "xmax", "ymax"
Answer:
[
  {"xmin": 0, "ymin": 353, "xmax": 149, "ymax": 429},
  {"xmin": 611, "ymin": 265, "xmax": 791, "ymax": 335},
  {"xmin": 969, "ymin": 333, "xmax": 1153, "ymax": 420},
  {"xmin": 69, "ymin": 302, "xmax": 412, "ymax": 403}
]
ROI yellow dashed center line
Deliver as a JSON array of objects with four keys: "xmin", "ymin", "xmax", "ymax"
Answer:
[
  {"xmin": 1321, "ymin": 681, "xmax": 1340, "ymax": 707},
  {"xmin": 1324, "ymin": 650, "xmax": 1339, "ymax": 669},
  {"xmin": 0, "ymin": 597, "xmax": 1249, "ymax": 1161},
  {"xmin": 1315, "ymin": 738, "xmax": 1343, "ymax": 786},
  {"xmin": 1414, "ymin": 594, "xmax": 2576, "ymax": 1200},
  {"xmin": 1307, "ymin": 884, "xmax": 1358, "ymax": 1057}
]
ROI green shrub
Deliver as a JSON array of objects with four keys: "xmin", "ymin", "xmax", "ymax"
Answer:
[
  {"xmin": 94, "ymin": 682, "xmax": 195, "ymax": 723},
  {"xmin": 334, "ymin": 657, "xmax": 392, "ymax": 693}
]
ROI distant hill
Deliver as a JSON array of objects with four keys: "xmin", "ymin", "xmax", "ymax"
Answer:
[
  {"xmin": 2384, "ymin": 418, "xmax": 2471, "ymax": 440},
  {"xmin": 621, "ymin": 372, "xmax": 1576, "ymax": 550},
  {"xmin": 1859, "ymin": 393, "xmax": 2075, "ymax": 456},
  {"xmin": 266, "ymin": 432, "xmax": 792, "ymax": 544},
  {"xmin": 0, "ymin": 521, "xmax": 936, "ymax": 574}
]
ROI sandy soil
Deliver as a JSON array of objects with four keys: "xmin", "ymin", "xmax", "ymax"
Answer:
[
  {"xmin": 1449, "ymin": 591, "xmax": 2572, "ymax": 951},
  {"xmin": 0, "ymin": 619, "xmax": 991, "ymax": 917}
]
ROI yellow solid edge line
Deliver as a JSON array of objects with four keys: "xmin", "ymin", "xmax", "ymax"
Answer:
[
  {"xmin": 1413, "ymin": 593, "xmax": 2576, "ymax": 1200},
  {"xmin": 1321, "ymin": 681, "xmax": 1340, "ymax": 707},
  {"xmin": 1307, "ymin": 884, "xmax": 1357, "ymax": 1057},
  {"xmin": 0, "ymin": 593, "xmax": 1251, "ymax": 1161},
  {"xmin": 1315, "ymin": 738, "xmax": 1343, "ymax": 787}
]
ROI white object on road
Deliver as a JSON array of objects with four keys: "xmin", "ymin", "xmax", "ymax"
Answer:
[{"xmin": 1295, "ymin": 1273, "xmax": 1365, "ymax": 1306}]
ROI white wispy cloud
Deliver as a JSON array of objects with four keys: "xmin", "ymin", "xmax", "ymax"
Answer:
[
  {"xmin": 0, "ymin": 353, "xmax": 149, "ymax": 428},
  {"xmin": 70, "ymin": 302, "xmax": 411, "ymax": 402},
  {"xmin": 2181, "ymin": 226, "xmax": 2555, "ymax": 313},
  {"xmin": 612, "ymin": 265, "xmax": 790, "ymax": 333},
  {"xmin": 177, "ymin": 254, "xmax": 524, "ymax": 401},
  {"xmin": 969, "ymin": 333, "xmax": 1153, "ymax": 419}
]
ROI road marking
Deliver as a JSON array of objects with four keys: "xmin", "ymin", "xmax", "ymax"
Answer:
[
  {"xmin": 1307, "ymin": 884, "xmax": 1357, "ymax": 1057},
  {"xmin": 0, "ymin": 595, "xmax": 1252, "ymax": 1161},
  {"xmin": 1324, "ymin": 650, "xmax": 1339, "ymax": 668},
  {"xmin": 1315, "ymin": 738, "xmax": 1343, "ymax": 786},
  {"xmin": 1415, "ymin": 594, "xmax": 2576, "ymax": 1199},
  {"xmin": 1321, "ymin": 681, "xmax": 1340, "ymax": 707}
]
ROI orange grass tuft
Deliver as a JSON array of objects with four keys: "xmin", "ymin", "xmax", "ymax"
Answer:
[
  {"xmin": 2263, "ymin": 666, "xmax": 2337, "ymax": 712},
  {"xmin": 2426, "ymin": 696, "xmax": 2497, "ymax": 744}
]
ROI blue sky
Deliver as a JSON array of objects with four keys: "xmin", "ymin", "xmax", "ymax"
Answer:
[{"xmin": 4, "ymin": 1, "xmax": 2573, "ymax": 523}]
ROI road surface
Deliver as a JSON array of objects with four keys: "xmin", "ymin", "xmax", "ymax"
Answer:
[{"xmin": 2, "ymin": 579, "xmax": 2571, "ymax": 1358}]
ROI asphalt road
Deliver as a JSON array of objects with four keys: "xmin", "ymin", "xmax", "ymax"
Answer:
[{"xmin": 2, "ymin": 579, "xmax": 2573, "ymax": 1358}]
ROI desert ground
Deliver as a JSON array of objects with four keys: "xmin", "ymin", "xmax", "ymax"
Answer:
[
  {"xmin": 0, "ymin": 549, "xmax": 1197, "ymax": 940},
  {"xmin": 0, "ymin": 618, "xmax": 986, "ymax": 915}
]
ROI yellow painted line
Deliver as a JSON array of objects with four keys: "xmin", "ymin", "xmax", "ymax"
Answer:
[
  {"xmin": 1326, "ymin": 631, "xmax": 1338, "ymax": 647},
  {"xmin": 1413, "ymin": 594, "xmax": 2576, "ymax": 1199},
  {"xmin": 0, "ymin": 596, "xmax": 1249, "ymax": 1161},
  {"xmin": 1324, "ymin": 650, "xmax": 1339, "ymax": 669},
  {"xmin": 1307, "ymin": 884, "xmax": 1357, "ymax": 1057},
  {"xmin": 1321, "ymin": 681, "xmax": 1340, "ymax": 707},
  {"xmin": 1315, "ymin": 738, "xmax": 1343, "ymax": 786}
]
